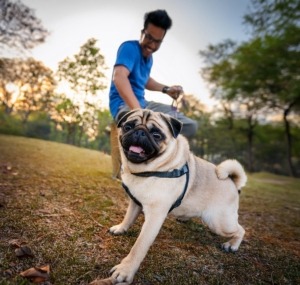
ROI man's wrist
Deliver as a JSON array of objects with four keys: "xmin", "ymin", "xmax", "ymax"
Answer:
[{"xmin": 162, "ymin": 86, "xmax": 170, "ymax": 94}]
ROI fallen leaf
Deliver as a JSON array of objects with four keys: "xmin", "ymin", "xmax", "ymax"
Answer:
[
  {"xmin": 20, "ymin": 265, "xmax": 50, "ymax": 284},
  {"xmin": 15, "ymin": 245, "xmax": 34, "ymax": 258},
  {"xmin": 37, "ymin": 209, "xmax": 52, "ymax": 215},
  {"xmin": 8, "ymin": 239, "xmax": 26, "ymax": 248}
]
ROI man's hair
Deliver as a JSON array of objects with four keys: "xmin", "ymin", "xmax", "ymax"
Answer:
[{"xmin": 143, "ymin": 10, "xmax": 172, "ymax": 31}]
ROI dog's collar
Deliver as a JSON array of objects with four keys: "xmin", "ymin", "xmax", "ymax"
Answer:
[
  {"xmin": 122, "ymin": 163, "xmax": 190, "ymax": 213},
  {"xmin": 131, "ymin": 163, "xmax": 189, "ymax": 178}
]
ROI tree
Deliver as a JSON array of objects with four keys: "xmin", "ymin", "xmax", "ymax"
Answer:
[
  {"xmin": 234, "ymin": 33, "xmax": 300, "ymax": 176},
  {"xmin": 242, "ymin": 0, "xmax": 300, "ymax": 176},
  {"xmin": 244, "ymin": 0, "xmax": 300, "ymax": 36},
  {"xmin": 91, "ymin": 109, "xmax": 112, "ymax": 153},
  {"xmin": 56, "ymin": 38, "xmax": 108, "ymax": 146},
  {"xmin": 199, "ymin": 41, "xmax": 264, "ymax": 172},
  {"xmin": 0, "ymin": 0, "xmax": 49, "ymax": 54},
  {"xmin": 57, "ymin": 38, "xmax": 107, "ymax": 98},
  {"xmin": 50, "ymin": 94, "xmax": 81, "ymax": 145},
  {"xmin": 0, "ymin": 57, "xmax": 56, "ymax": 122},
  {"xmin": 199, "ymin": 0, "xmax": 300, "ymax": 176}
]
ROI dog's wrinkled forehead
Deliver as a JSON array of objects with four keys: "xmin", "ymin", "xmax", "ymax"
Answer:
[
  {"xmin": 136, "ymin": 109, "xmax": 152, "ymax": 125},
  {"xmin": 122, "ymin": 109, "xmax": 163, "ymax": 129}
]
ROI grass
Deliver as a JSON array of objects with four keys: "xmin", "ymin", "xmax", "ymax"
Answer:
[{"xmin": 0, "ymin": 134, "xmax": 299, "ymax": 285}]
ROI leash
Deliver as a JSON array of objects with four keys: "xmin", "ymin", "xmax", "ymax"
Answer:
[
  {"xmin": 122, "ymin": 163, "xmax": 190, "ymax": 213},
  {"xmin": 171, "ymin": 92, "xmax": 189, "ymax": 120}
]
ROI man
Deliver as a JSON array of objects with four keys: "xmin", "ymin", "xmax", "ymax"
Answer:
[{"xmin": 109, "ymin": 9, "xmax": 198, "ymax": 138}]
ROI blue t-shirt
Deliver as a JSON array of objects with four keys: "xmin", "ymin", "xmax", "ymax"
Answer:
[{"xmin": 109, "ymin": 40, "xmax": 153, "ymax": 118}]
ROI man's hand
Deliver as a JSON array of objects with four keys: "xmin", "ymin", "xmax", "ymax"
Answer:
[{"xmin": 167, "ymin": 85, "xmax": 183, "ymax": 100}]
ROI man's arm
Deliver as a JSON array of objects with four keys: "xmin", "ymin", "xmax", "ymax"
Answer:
[
  {"xmin": 146, "ymin": 77, "xmax": 183, "ymax": 100},
  {"xmin": 112, "ymin": 65, "xmax": 141, "ymax": 109},
  {"xmin": 145, "ymin": 77, "xmax": 165, "ymax": 93}
]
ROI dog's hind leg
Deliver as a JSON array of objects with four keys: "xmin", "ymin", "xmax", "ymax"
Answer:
[
  {"xmin": 110, "ymin": 199, "xmax": 142, "ymax": 235},
  {"xmin": 203, "ymin": 210, "xmax": 245, "ymax": 252},
  {"xmin": 221, "ymin": 223, "xmax": 245, "ymax": 252}
]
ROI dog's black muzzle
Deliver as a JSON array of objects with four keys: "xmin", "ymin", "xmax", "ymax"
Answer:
[{"xmin": 120, "ymin": 126, "xmax": 160, "ymax": 163}]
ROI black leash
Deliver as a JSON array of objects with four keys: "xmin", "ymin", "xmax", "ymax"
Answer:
[{"xmin": 122, "ymin": 163, "xmax": 189, "ymax": 213}]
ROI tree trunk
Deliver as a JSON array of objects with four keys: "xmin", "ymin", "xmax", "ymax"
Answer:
[
  {"xmin": 77, "ymin": 126, "xmax": 83, "ymax": 146},
  {"xmin": 247, "ymin": 116, "xmax": 255, "ymax": 173},
  {"xmin": 283, "ymin": 105, "xmax": 296, "ymax": 177},
  {"xmin": 66, "ymin": 124, "xmax": 76, "ymax": 145}
]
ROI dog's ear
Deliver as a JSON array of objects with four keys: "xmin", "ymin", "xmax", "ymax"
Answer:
[
  {"xmin": 117, "ymin": 110, "xmax": 137, "ymax": 128},
  {"xmin": 160, "ymin": 113, "xmax": 182, "ymax": 138}
]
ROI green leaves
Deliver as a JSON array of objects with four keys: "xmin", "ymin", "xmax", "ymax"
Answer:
[
  {"xmin": 57, "ymin": 38, "xmax": 108, "ymax": 95},
  {"xmin": 199, "ymin": 0, "xmax": 300, "ymax": 175}
]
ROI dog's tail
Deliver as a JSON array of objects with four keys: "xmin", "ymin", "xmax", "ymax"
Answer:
[{"xmin": 216, "ymin": 159, "xmax": 247, "ymax": 190}]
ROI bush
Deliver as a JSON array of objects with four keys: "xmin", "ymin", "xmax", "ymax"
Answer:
[{"xmin": 0, "ymin": 110, "xmax": 24, "ymax": 135}]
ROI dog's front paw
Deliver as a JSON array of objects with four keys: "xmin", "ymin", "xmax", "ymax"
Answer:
[
  {"xmin": 110, "ymin": 262, "xmax": 135, "ymax": 285},
  {"xmin": 222, "ymin": 242, "xmax": 238, "ymax": 253},
  {"xmin": 109, "ymin": 224, "xmax": 127, "ymax": 235}
]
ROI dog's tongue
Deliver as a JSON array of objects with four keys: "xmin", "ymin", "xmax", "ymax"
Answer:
[{"xmin": 129, "ymin": 145, "xmax": 144, "ymax": 154}]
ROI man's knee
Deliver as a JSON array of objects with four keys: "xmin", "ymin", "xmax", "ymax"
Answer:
[{"xmin": 181, "ymin": 119, "xmax": 198, "ymax": 138}]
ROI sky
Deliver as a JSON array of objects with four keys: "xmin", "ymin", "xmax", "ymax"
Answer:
[{"xmin": 21, "ymin": 0, "xmax": 251, "ymax": 111}]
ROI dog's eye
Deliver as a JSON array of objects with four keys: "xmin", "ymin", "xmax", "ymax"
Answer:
[
  {"xmin": 123, "ymin": 123, "xmax": 133, "ymax": 132},
  {"xmin": 151, "ymin": 132, "xmax": 162, "ymax": 140}
]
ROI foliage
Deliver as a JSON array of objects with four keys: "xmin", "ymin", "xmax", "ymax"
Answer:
[
  {"xmin": 48, "ymin": 93, "xmax": 110, "ymax": 146},
  {"xmin": 57, "ymin": 38, "xmax": 107, "ymax": 97},
  {"xmin": 24, "ymin": 112, "xmax": 52, "ymax": 140},
  {"xmin": 244, "ymin": 0, "xmax": 300, "ymax": 36},
  {"xmin": 0, "ymin": 57, "xmax": 56, "ymax": 121},
  {"xmin": 0, "ymin": 107, "xmax": 24, "ymax": 135},
  {"xmin": 91, "ymin": 109, "xmax": 112, "ymax": 153},
  {"xmin": 55, "ymin": 38, "xmax": 108, "ymax": 145},
  {"xmin": 50, "ymin": 94, "xmax": 81, "ymax": 145},
  {"xmin": 0, "ymin": 107, "xmax": 54, "ymax": 140},
  {"xmin": 0, "ymin": 3, "xmax": 110, "ymax": 151},
  {"xmin": 253, "ymin": 123, "xmax": 287, "ymax": 174},
  {"xmin": 199, "ymin": 0, "xmax": 300, "ymax": 176},
  {"xmin": 0, "ymin": 0, "xmax": 49, "ymax": 55}
]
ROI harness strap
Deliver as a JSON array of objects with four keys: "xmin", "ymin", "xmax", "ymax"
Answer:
[
  {"xmin": 169, "ymin": 164, "xmax": 189, "ymax": 212},
  {"xmin": 121, "ymin": 163, "xmax": 190, "ymax": 213},
  {"xmin": 132, "ymin": 164, "xmax": 189, "ymax": 178},
  {"xmin": 122, "ymin": 182, "xmax": 143, "ymax": 208}
]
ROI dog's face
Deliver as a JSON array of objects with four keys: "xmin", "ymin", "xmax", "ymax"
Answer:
[{"xmin": 117, "ymin": 109, "xmax": 182, "ymax": 163}]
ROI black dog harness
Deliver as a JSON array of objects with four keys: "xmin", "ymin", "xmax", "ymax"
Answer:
[{"xmin": 122, "ymin": 163, "xmax": 189, "ymax": 213}]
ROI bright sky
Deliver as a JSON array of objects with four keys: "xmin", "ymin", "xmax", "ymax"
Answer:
[{"xmin": 21, "ymin": 0, "xmax": 251, "ymax": 111}]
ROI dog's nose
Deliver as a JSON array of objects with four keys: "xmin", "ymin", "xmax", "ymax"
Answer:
[{"xmin": 134, "ymin": 129, "xmax": 145, "ymax": 138}]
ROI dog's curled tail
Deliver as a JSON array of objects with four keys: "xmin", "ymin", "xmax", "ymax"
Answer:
[{"xmin": 216, "ymin": 159, "xmax": 247, "ymax": 190}]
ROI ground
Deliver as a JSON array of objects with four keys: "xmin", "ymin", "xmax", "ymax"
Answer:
[{"xmin": 0, "ymin": 134, "xmax": 299, "ymax": 285}]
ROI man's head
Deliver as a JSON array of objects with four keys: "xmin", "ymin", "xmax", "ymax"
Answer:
[
  {"xmin": 143, "ymin": 10, "xmax": 172, "ymax": 31},
  {"xmin": 140, "ymin": 10, "xmax": 172, "ymax": 58}
]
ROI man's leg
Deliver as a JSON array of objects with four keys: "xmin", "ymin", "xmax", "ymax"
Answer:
[
  {"xmin": 110, "ymin": 122, "xmax": 121, "ymax": 180},
  {"xmin": 115, "ymin": 105, "xmax": 131, "ymax": 123},
  {"xmin": 146, "ymin": 101, "xmax": 198, "ymax": 138}
]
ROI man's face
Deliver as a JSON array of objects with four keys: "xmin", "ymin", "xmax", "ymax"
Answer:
[{"xmin": 140, "ymin": 23, "xmax": 165, "ymax": 58}]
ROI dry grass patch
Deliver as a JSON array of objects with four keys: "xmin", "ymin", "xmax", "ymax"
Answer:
[{"xmin": 0, "ymin": 135, "xmax": 299, "ymax": 285}]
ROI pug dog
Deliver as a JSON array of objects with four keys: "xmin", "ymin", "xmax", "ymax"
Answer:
[{"xmin": 90, "ymin": 109, "xmax": 247, "ymax": 285}]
